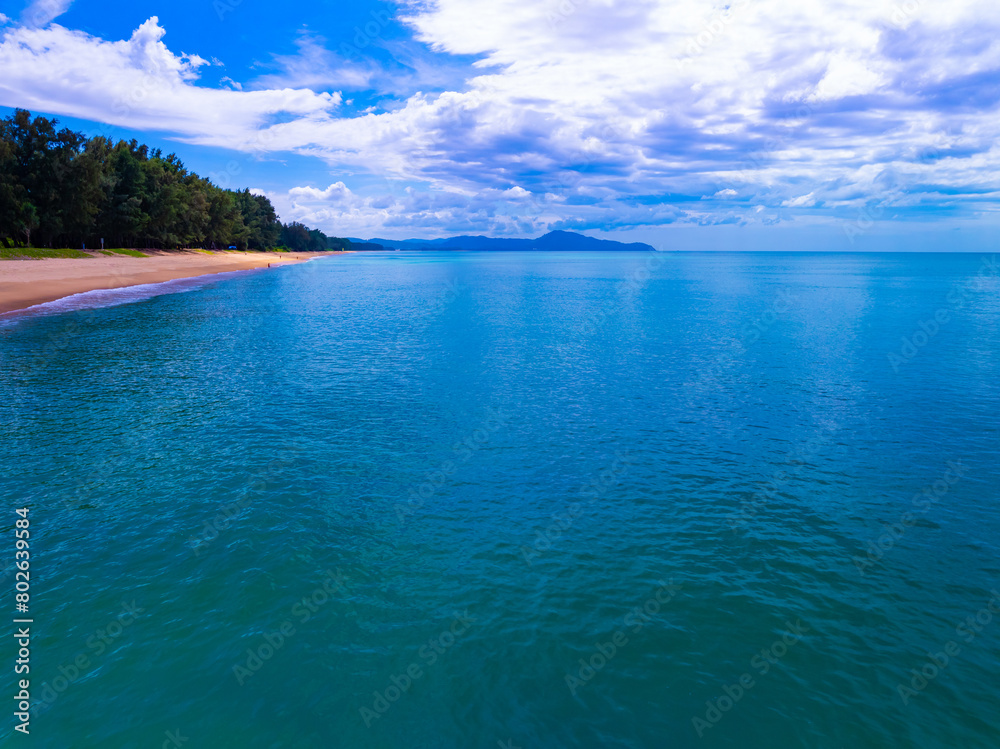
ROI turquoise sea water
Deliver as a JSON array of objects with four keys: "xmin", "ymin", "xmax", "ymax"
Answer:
[{"xmin": 1, "ymin": 251, "xmax": 999, "ymax": 748}]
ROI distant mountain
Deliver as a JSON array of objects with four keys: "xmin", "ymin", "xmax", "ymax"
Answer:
[
  {"xmin": 532, "ymin": 230, "xmax": 656, "ymax": 252},
  {"xmin": 350, "ymin": 230, "xmax": 655, "ymax": 252},
  {"xmin": 344, "ymin": 240, "xmax": 387, "ymax": 251}
]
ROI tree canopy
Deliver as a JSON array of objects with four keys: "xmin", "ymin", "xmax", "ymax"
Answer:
[{"xmin": 0, "ymin": 110, "xmax": 344, "ymax": 251}]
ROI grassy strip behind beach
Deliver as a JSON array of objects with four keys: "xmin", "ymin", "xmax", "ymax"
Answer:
[
  {"xmin": 0, "ymin": 247, "xmax": 311, "ymax": 261},
  {"xmin": 100, "ymin": 249, "xmax": 150, "ymax": 258},
  {"xmin": 0, "ymin": 247, "xmax": 92, "ymax": 260}
]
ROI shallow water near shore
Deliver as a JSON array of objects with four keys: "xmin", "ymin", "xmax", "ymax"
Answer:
[
  {"xmin": 0, "ymin": 268, "xmax": 263, "ymax": 324},
  {"xmin": 1, "ymin": 251, "xmax": 998, "ymax": 748}
]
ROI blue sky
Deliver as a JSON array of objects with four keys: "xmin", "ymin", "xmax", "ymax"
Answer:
[{"xmin": 1, "ymin": 0, "xmax": 999, "ymax": 248}]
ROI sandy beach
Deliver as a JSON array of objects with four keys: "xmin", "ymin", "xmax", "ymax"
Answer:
[{"xmin": 0, "ymin": 250, "xmax": 336, "ymax": 314}]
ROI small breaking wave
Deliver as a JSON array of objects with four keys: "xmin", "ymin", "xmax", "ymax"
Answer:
[{"xmin": 0, "ymin": 269, "xmax": 260, "ymax": 324}]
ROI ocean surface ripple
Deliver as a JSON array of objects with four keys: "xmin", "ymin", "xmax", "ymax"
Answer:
[{"xmin": 0, "ymin": 251, "xmax": 998, "ymax": 748}]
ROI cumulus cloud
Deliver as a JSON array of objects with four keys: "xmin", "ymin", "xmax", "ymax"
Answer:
[
  {"xmin": 2, "ymin": 1, "xmax": 1000, "ymax": 236},
  {"xmin": 0, "ymin": 18, "xmax": 339, "ymax": 147},
  {"xmin": 270, "ymin": 180, "xmax": 557, "ymax": 237},
  {"xmin": 267, "ymin": 177, "xmax": 694, "ymax": 237},
  {"xmin": 809, "ymin": 54, "xmax": 887, "ymax": 101},
  {"xmin": 256, "ymin": 0, "xmax": 1000, "ymax": 231}
]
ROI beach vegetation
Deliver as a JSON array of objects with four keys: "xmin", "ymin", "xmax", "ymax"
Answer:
[
  {"xmin": 99, "ymin": 248, "xmax": 150, "ymax": 258},
  {"xmin": 0, "ymin": 246, "xmax": 91, "ymax": 260},
  {"xmin": 0, "ymin": 110, "xmax": 349, "ymax": 253}
]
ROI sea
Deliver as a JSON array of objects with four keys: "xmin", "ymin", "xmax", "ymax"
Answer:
[{"xmin": 0, "ymin": 251, "xmax": 998, "ymax": 748}]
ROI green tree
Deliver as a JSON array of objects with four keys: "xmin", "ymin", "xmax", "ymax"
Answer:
[
  {"xmin": 204, "ymin": 183, "xmax": 249, "ymax": 248},
  {"xmin": 0, "ymin": 137, "xmax": 26, "ymax": 246},
  {"xmin": 98, "ymin": 141, "xmax": 149, "ymax": 248},
  {"xmin": 279, "ymin": 221, "xmax": 312, "ymax": 251},
  {"xmin": 0, "ymin": 109, "xmax": 87, "ymax": 247},
  {"xmin": 60, "ymin": 135, "xmax": 109, "ymax": 247},
  {"xmin": 0, "ymin": 110, "xmax": 340, "ymax": 251},
  {"xmin": 235, "ymin": 189, "xmax": 281, "ymax": 249}
]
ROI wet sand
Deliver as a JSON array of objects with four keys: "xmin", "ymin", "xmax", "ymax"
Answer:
[{"xmin": 0, "ymin": 250, "xmax": 337, "ymax": 314}]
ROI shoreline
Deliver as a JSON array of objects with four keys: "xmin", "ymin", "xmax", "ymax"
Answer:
[{"xmin": 0, "ymin": 250, "xmax": 339, "ymax": 315}]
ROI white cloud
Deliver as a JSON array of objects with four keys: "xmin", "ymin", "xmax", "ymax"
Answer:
[
  {"xmin": 253, "ymin": 33, "xmax": 379, "ymax": 92},
  {"xmin": 0, "ymin": 18, "xmax": 339, "ymax": 147},
  {"xmin": 288, "ymin": 182, "xmax": 355, "ymax": 203},
  {"xmin": 809, "ymin": 53, "xmax": 887, "ymax": 101},
  {"xmin": 260, "ymin": 0, "xmax": 1000, "ymax": 229},
  {"xmin": 267, "ymin": 178, "xmax": 687, "ymax": 237},
  {"xmin": 2, "ymin": 2, "xmax": 1000, "ymax": 235},
  {"xmin": 21, "ymin": 0, "xmax": 73, "ymax": 27},
  {"xmin": 783, "ymin": 192, "xmax": 817, "ymax": 207}
]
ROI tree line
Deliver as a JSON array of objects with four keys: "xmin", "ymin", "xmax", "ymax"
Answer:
[{"xmin": 0, "ymin": 109, "xmax": 346, "ymax": 252}]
